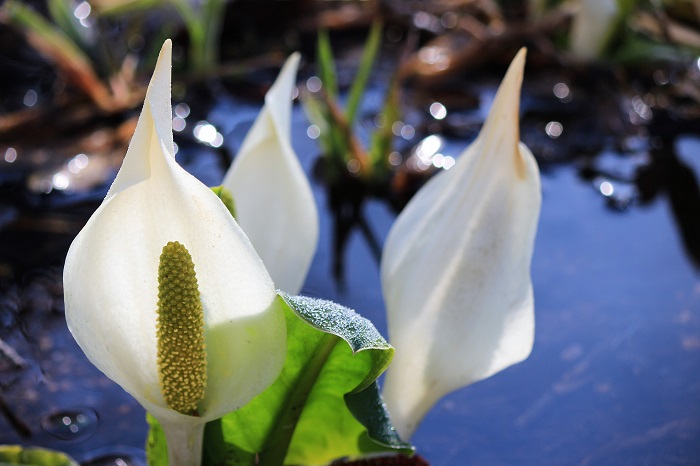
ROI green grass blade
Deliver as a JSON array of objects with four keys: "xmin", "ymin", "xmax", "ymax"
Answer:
[
  {"xmin": 47, "ymin": 0, "xmax": 84, "ymax": 49},
  {"xmin": 91, "ymin": 0, "xmax": 165, "ymax": 16},
  {"xmin": 169, "ymin": 0, "xmax": 207, "ymax": 71},
  {"xmin": 345, "ymin": 21, "xmax": 383, "ymax": 125},
  {"xmin": 201, "ymin": 0, "xmax": 226, "ymax": 70},
  {"xmin": 369, "ymin": 74, "xmax": 401, "ymax": 170},
  {"xmin": 317, "ymin": 29, "xmax": 338, "ymax": 98},
  {"xmin": 301, "ymin": 94, "xmax": 333, "ymax": 155}
]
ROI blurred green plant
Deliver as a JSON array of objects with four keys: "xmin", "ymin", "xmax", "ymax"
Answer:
[
  {"xmin": 303, "ymin": 21, "xmax": 401, "ymax": 185},
  {"xmin": 0, "ymin": 0, "xmax": 228, "ymax": 112},
  {"xmin": 0, "ymin": 445, "xmax": 79, "ymax": 466},
  {"xmin": 160, "ymin": 0, "xmax": 226, "ymax": 73},
  {"xmin": 89, "ymin": 0, "xmax": 229, "ymax": 72},
  {"xmin": 0, "ymin": 0, "xmax": 143, "ymax": 111}
]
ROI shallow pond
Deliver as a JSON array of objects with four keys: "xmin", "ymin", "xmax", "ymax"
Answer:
[{"xmin": 0, "ymin": 68, "xmax": 699, "ymax": 466}]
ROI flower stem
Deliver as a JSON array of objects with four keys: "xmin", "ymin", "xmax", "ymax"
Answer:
[{"xmin": 160, "ymin": 419, "xmax": 205, "ymax": 466}]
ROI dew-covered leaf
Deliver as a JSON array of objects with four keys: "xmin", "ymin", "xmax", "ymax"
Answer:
[{"xmin": 149, "ymin": 293, "xmax": 413, "ymax": 465}]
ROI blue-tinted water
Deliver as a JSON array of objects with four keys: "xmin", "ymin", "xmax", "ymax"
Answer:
[{"xmin": 0, "ymin": 97, "xmax": 699, "ymax": 466}]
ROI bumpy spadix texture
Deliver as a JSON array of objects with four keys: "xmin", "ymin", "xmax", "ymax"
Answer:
[
  {"xmin": 222, "ymin": 53, "xmax": 318, "ymax": 294},
  {"xmin": 381, "ymin": 48, "xmax": 541, "ymax": 439},
  {"xmin": 63, "ymin": 40, "xmax": 286, "ymax": 428},
  {"xmin": 156, "ymin": 241, "xmax": 207, "ymax": 416}
]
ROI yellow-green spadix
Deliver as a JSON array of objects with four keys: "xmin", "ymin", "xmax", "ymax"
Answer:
[
  {"xmin": 63, "ymin": 40, "xmax": 286, "ymax": 465},
  {"xmin": 381, "ymin": 48, "xmax": 541, "ymax": 440}
]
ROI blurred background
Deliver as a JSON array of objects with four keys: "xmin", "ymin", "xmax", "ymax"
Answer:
[{"xmin": 0, "ymin": 0, "xmax": 700, "ymax": 464}]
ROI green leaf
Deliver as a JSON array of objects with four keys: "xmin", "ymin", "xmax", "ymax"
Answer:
[
  {"xmin": 345, "ymin": 381, "xmax": 411, "ymax": 453},
  {"xmin": 345, "ymin": 21, "xmax": 383, "ymax": 125},
  {"xmin": 0, "ymin": 446, "xmax": 79, "ymax": 466},
  {"xmin": 148, "ymin": 294, "xmax": 413, "ymax": 465}
]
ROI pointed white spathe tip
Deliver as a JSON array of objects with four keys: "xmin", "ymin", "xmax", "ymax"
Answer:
[
  {"xmin": 145, "ymin": 39, "xmax": 173, "ymax": 111},
  {"xmin": 479, "ymin": 48, "xmax": 526, "ymax": 161},
  {"xmin": 105, "ymin": 39, "xmax": 175, "ymax": 200}
]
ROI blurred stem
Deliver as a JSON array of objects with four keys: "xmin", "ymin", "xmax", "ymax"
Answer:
[{"xmin": 322, "ymin": 91, "xmax": 373, "ymax": 178}]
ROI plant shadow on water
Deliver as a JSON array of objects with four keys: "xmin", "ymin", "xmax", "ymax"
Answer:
[{"xmin": 0, "ymin": 28, "xmax": 700, "ymax": 466}]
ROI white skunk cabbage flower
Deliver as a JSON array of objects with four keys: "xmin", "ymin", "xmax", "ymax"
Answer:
[
  {"xmin": 381, "ymin": 48, "xmax": 541, "ymax": 440},
  {"xmin": 570, "ymin": 0, "xmax": 619, "ymax": 60},
  {"xmin": 222, "ymin": 53, "xmax": 319, "ymax": 295},
  {"xmin": 63, "ymin": 40, "xmax": 286, "ymax": 465}
]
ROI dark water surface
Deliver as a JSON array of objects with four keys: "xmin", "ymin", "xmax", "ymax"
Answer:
[{"xmin": 0, "ymin": 91, "xmax": 699, "ymax": 466}]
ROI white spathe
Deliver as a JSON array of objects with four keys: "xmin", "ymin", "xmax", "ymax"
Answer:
[
  {"xmin": 381, "ymin": 48, "xmax": 541, "ymax": 440},
  {"xmin": 64, "ymin": 40, "xmax": 286, "ymax": 463},
  {"xmin": 222, "ymin": 53, "xmax": 319, "ymax": 295},
  {"xmin": 570, "ymin": 0, "xmax": 619, "ymax": 60}
]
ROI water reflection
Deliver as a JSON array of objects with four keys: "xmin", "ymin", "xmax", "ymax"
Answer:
[
  {"xmin": 418, "ymin": 46, "xmax": 450, "ymax": 71},
  {"xmin": 41, "ymin": 407, "xmax": 98, "ymax": 441},
  {"xmin": 629, "ymin": 95, "xmax": 653, "ymax": 124},
  {"xmin": 307, "ymin": 125, "xmax": 321, "ymax": 139},
  {"xmin": 23, "ymin": 90, "xmax": 38, "ymax": 108},
  {"xmin": 4, "ymin": 148, "xmax": 17, "ymax": 163},
  {"xmin": 306, "ymin": 76, "xmax": 322, "ymax": 93},
  {"xmin": 598, "ymin": 179, "xmax": 614, "ymax": 196},
  {"xmin": 580, "ymin": 134, "xmax": 700, "ymax": 267},
  {"xmin": 429, "ymin": 102, "xmax": 447, "ymax": 120},
  {"xmin": 636, "ymin": 139, "xmax": 700, "ymax": 268},
  {"xmin": 174, "ymin": 103, "xmax": 190, "ymax": 118},
  {"xmin": 552, "ymin": 83, "xmax": 571, "ymax": 101},
  {"xmin": 545, "ymin": 121, "xmax": 563, "ymax": 139},
  {"xmin": 407, "ymin": 134, "xmax": 455, "ymax": 171},
  {"xmin": 173, "ymin": 103, "xmax": 191, "ymax": 132},
  {"xmin": 26, "ymin": 152, "xmax": 112, "ymax": 195},
  {"xmin": 193, "ymin": 121, "xmax": 224, "ymax": 148},
  {"xmin": 80, "ymin": 447, "xmax": 146, "ymax": 466},
  {"xmin": 73, "ymin": 1, "xmax": 93, "ymax": 28},
  {"xmin": 73, "ymin": 2, "xmax": 90, "ymax": 20}
]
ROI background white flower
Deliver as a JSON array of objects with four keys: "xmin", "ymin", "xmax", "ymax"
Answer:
[
  {"xmin": 381, "ymin": 48, "xmax": 542, "ymax": 440},
  {"xmin": 223, "ymin": 53, "xmax": 319, "ymax": 295}
]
